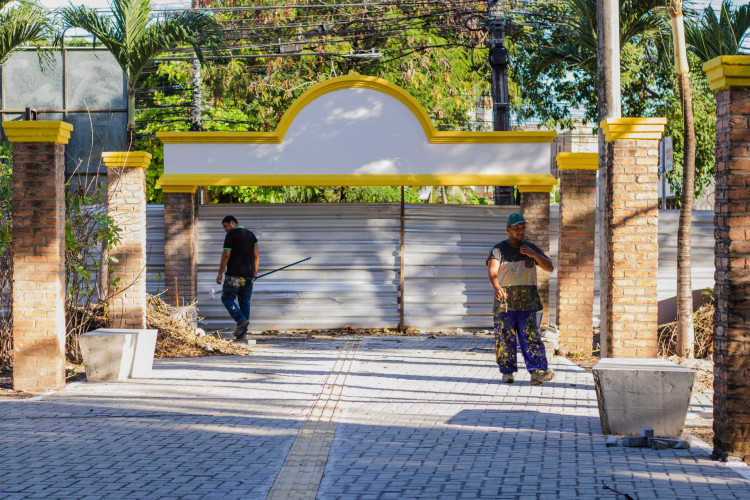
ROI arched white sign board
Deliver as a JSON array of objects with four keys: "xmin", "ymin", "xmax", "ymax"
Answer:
[{"xmin": 157, "ymin": 75, "xmax": 556, "ymax": 193}]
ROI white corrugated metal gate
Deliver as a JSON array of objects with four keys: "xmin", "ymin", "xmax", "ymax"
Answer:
[{"xmin": 144, "ymin": 205, "xmax": 714, "ymax": 332}]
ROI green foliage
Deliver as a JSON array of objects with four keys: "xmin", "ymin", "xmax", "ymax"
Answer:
[
  {"xmin": 0, "ymin": 143, "xmax": 11, "ymax": 253},
  {"xmin": 0, "ymin": 142, "xmax": 10, "ymax": 367}
]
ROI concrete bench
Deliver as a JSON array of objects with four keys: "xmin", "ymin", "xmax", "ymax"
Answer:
[
  {"xmin": 592, "ymin": 358, "xmax": 695, "ymax": 436},
  {"xmin": 79, "ymin": 329, "xmax": 158, "ymax": 382}
]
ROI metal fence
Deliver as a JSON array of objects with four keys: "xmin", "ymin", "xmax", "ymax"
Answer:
[
  {"xmin": 144, "ymin": 205, "xmax": 715, "ymax": 332},
  {"xmin": 0, "ymin": 48, "xmax": 128, "ymax": 192}
]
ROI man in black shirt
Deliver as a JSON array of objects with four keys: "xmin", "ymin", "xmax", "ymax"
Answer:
[{"xmin": 216, "ymin": 215, "xmax": 259, "ymax": 340}]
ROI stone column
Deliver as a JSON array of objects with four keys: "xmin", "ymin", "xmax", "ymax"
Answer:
[
  {"xmin": 556, "ymin": 153, "xmax": 597, "ymax": 353},
  {"xmin": 102, "ymin": 152, "xmax": 151, "ymax": 329},
  {"xmin": 3, "ymin": 121, "xmax": 73, "ymax": 393},
  {"xmin": 703, "ymin": 55, "xmax": 750, "ymax": 463},
  {"xmin": 601, "ymin": 118, "xmax": 665, "ymax": 358},
  {"xmin": 519, "ymin": 187, "xmax": 552, "ymax": 323},
  {"xmin": 163, "ymin": 189, "xmax": 198, "ymax": 307}
]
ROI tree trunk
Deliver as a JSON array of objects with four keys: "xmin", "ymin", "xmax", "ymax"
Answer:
[
  {"xmin": 127, "ymin": 90, "xmax": 136, "ymax": 152},
  {"xmin": 670, "ymin": 1, "xmax": 695, "ymax": 358},
  {"xmin": 596, "ymin": 0, "xmax": 621, "ymax": 357},
  {"xmin": 676, "ymin": 71, "xmax": 695, "ymax": 358}
]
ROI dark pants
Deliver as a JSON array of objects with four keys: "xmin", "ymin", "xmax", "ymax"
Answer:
[
  {"xmin": 494, "ymin": 310, "xmax": 548, "ymax": 374},
  {"xmin": 221, "ymin": 276, "xmax": 254, "ymax": 323}
]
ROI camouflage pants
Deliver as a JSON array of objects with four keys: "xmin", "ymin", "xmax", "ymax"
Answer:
[{"xmin": 493, "ymin": 310, "xmax": 547, "ymax": 374}]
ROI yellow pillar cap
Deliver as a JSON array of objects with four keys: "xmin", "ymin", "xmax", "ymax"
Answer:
[
  {"xmin": 703, "ymin": 55, "xmax": 750, "ymax": 91},
  {"xmin": 102, "ymin": 151, "xmax": 152, "ymax": 169},
  {"xmin": 556, "ymin": 152, "xmax": 598, "ymax": 170},
  {"xmin": 600, "ymin": 117, "xmax": 666, "ymax": 142},
  {"xmin": 517, "ymin": 185, "xmax": 554, "ymax": 193},
  {"xmin": 2, "ymin": 121, "xmax": 73, "ymax": 144}
]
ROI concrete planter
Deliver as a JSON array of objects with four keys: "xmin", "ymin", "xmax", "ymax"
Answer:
[
  {"xmin": 79, "ymin": 329, "xmax": 158, "ymax": 382},
  {"xmin": 592, "ymin": 358, "xmax": 695, "ymax": 436}
]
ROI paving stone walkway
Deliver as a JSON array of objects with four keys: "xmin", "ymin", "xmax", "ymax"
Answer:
[{"xmin": 0, "ymin": 334, "xmax": 748, "ymax": 500}]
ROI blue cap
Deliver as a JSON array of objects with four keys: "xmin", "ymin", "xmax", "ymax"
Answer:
[{"xmin": 506, "ymin": 212, "xmax": 526, "ymax": 227}]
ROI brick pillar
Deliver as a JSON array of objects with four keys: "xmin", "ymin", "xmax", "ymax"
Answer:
[
  {"xmin": 519, "ymin": 188, "xmax": 552, "ymax": 323},
  {"xmin": 601, "ymin": 118, "xmax": 665, "ymax": 358},
  {"xmin": 3, "ymin": 121, "xmax": 73, "ymax": 392},
  {"xmin": 704, "ymin": 55, "xmax": 750, "ymax": 462},
  {"xmin": 102, "ymin": 152, "xmax": 151, "ymax": 329},
  {"xmin": 163, "ymin": 190, "xmax": 198, "ymax": 307},
  {"xmin": 555, "ymin": 153, "xmax": 597, "ymax": 353}
]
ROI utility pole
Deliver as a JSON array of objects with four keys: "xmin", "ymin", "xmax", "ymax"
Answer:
[
  {"xmin": 488, "ymin": 0, "xmax": 515, "ymax": 205},
  {"xmin": 596, "ymin": 0, "xmax": 621, "ymax": 357},
  {"xmin": 190, "ymin": 0, "xmax": 204, "ymax": 131}
]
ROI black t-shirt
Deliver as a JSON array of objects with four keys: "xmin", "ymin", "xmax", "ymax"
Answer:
[{"xmin": 223, "ymin": 226, "xmax": 257, "ymax": 277}]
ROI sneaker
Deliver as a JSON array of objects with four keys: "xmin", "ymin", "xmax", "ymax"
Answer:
[
  {"xmin": 233, "ymin": 319, "xmax": 249, "ymax": 339},
  {"xmin": 501, "ymin": 373, "xmax": 515, "ymax": 384},
  {"xmin": 530, "ymin": 369, "xmax": 555, "ymax": 386}
]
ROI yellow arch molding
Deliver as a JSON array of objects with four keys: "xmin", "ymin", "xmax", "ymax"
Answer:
[
  {"xmin": 157, "ymin": 75, "xmax": 557, "ymax": 145},
  {"xmin": 158, "ymin": 173, "xmax": 558, "ymax": 190}
]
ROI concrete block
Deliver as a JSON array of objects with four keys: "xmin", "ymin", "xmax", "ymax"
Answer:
[
  {"xmin": 622, "ymin": 436, "xmax": 648, "ymax": 447},
  {"xmin": 640, "ymin": 427, "xmax": 654, "ymax": 438},
  {"xmin": 592, "ymin": 358, "xmax": 695, "ymax": 436},
  {"xmin": 79, "ymin": 329, "xmax": 157, "ymax": 381},
  {"xmin": 605, "ymin": 436, "xmax": 619, "ymax": 447}
]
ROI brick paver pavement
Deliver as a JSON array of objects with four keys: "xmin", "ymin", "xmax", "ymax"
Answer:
[{"xmin": 0, "ymin": 334, "xmax": 748, "ymax": 500}]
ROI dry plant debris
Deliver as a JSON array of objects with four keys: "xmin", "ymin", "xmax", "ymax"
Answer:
[
  {"xmin": 658, "ymin": 301, "xmax": 714, "ymax": 359},
  {"xmin": 147, "ymin": 295, "xmax": 249, "ymax": 358}
]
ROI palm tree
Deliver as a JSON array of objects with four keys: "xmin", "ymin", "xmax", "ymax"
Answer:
[
  {"xmin": 529, "ymin": 0, "xmax": 666, "ymax": 76},
  {"xmin": 668, "ymin": 0, "xmax": 696, "ymax": 358},
  {"xmin": 685, "ymin": 0, "xmax": 750, "ymax": 62},
  {"xmin": 60, "ymin": 0, "xmax": 224, "ymax": 147},
  {"xmin": 0, "ymin": 0, "xmax": 51, "ymax": 66}
]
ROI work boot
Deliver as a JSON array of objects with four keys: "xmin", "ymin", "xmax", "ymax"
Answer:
[
  {"xmin": 501, "ymin": 373, "xmax": 514, "ymax": 384},
  {"xmin": 530, "ymin": 368, "xmax": 555, "ymax": 386},
  {"xmin": 234, "ymin": 319, "xmax": 249, "ymax": 340}
]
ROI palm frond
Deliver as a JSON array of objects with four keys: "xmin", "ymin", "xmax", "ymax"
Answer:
[
  {"xmin": 685, "ymin": 0, "xmax": 750, "ymax": 61},
  {"xmin": 60, "ymin": 5, "xmax": 125, "ymax": 67},
  {"xmin": 0, "ymin": 1, "xmax": 51, "ymax": 66}
]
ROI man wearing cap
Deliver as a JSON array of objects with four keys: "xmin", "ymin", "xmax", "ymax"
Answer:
[{"xmin": 486, "ymin": 212, "xmax": 555, "ymax": 385}]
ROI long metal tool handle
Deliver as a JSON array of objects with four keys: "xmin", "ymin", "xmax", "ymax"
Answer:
[{"xmin": 255, "ymin": 257, "xmax": 311, "ymax": 280}]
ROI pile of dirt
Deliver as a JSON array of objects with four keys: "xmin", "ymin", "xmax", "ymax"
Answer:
[{"xmin": 147, "ymin": 295, "xmax": 250, "ymax": 358}]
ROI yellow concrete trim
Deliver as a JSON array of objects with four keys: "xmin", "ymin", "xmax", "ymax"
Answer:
[
  {"xmin": 160, "ymin": 185, "xmax": 198, "ymax": 194},
  {"xmin": 101, "ymin": 151, "xmax": 152, "ymax": 169},
  {"xmin": 703, "ymin": 55, "xmax": 750, "ymax": 91},
  {"xmin": 517, "ymin": 185, "xmax": 554, "ymax": 193},
  {"xmin": 600, "ymin": 117, "xmax": 666, "ymax": 142},
  {"xmin": 157, "ymin": 173, "xmax": 558, "ymax": 188},
  {"xmin": 2, "ymin": 121, "xmax": 73, "ymax": 144},
  {"xmin": 556, "ymin": 152, "xmax": 598, "ymax": 170},
  {"xmin": 157, "ymin": 75, "xmax": 557, "ymax": 145}
]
